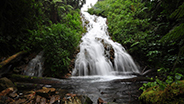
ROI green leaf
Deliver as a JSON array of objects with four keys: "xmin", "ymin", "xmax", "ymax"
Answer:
[
  {"xmin": 131, "ymin": 41, "xmax": 140, "ymax": 47},
  {"xmin": 59, "ymin": 6, "xmax": 66, "ymax": 11},
  {"xmin": 175, "ymin": 73, "xmax": 183, "ymax": 80},
  {"xmin": 159, "ymin": 84, "xmax": 165, "ymax": 91},
  {"xmin": 166, "ymin": 76, "xmax": 173, "ymax": 84}
]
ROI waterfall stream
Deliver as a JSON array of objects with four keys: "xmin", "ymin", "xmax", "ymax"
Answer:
[
  {"xmin": 21, "ymin": 2, "xmax": 143, "ymax": 103},
  {"xmin": 72, "ymin": 0, "xmax": 140, "ymax": 76},
  {"xmin": 24, "ymin": 51, "xmax": 44, "ymax": 77}
]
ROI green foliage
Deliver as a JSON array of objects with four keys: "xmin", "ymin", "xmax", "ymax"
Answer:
[
  {"xmin": 160, "ymin": 1, "xmax": 184, "ymax": 70},
  {"xmin": 161, "ymin": 23, "xmax": 184, "ymax": 57},
  {"xmin": 161, "ymin": 23, "xmax": 184, "ymax": 45},
  {"xmin": 139, "ymin": 71, "xmax": 183, "ymax": 92},
  {"xmin": 89, "ymin": 0, "xmax": 184, "ymax": 103},
  {"xmin": 0, "ymin": 0, "xmax": 40, "ymax": 55},
  {"xmin": 88, "ymin": 0, "xmax": 161, "ymax": 68},
  {"xmin": 0, "ymin": 0, "xmax": 85, "ymax": 77},
  {"xmin": 170, "ymin": 2, "xmax": 184, "ymax": 19},
  {"xmin": 139, "ymin": 80, "xmax": 184, "ymax": 104},
  {"xmin": 28, "ymin": 10, "xmax": 83, "ymax": 77},
  {"xmin": 89, "ymin": 0, "xmax": 184, "ymax": 71}
]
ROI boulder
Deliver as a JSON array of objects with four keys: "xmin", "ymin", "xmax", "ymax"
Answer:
[
  {"xmin": 36, "ymin": 87, "xmax": 56, "ymax": 98},
  {"xmin": 97, "ymin": 97, "xmax": 108, "ymax": 104},
  {"xmin": 0, "ymin": 87, "xmax": 14, "ymax": 96},
  {"xmin": 0, "ymin": 77, "xmax": 15, "ymax": 92},
  {"xmin": 63, "ymin": 94, "xmax": 93, "ymax": 104}
]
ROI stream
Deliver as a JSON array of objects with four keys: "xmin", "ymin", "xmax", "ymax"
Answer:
[
  {"xmin": 57, "ymin": 76, "xmax": 143, "ymax": 104},
  {"xmin": 23, "ymin": 0, "xmax": 144, "ymax": 103},
  {"xmin": 60, "ymin": 0, "xmax": 143, "ymax": 103}
]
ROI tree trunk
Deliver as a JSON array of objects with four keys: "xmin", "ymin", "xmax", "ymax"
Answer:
[
  {"xmin": 9, "ymin": 74, "xmax": 63, "ymax": 85},
  {"xmin": 0, "ymin": 51, "xmax": 26, "ymax": 69}
]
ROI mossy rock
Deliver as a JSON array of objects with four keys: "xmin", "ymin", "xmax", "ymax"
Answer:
[
  {"xmin": 139, "ymin": 80, "xmax": 184, "ymax": 104},
  {"xmin": 0, "ymin": 77, "xmax": 16, "ymax": 92}
]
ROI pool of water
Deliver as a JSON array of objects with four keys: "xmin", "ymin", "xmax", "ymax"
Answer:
[{"xmin": 58, "ymin": 76, "xmax": 143, "ymax": 104}]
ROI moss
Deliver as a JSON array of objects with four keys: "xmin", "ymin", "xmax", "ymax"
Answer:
[
  {"xmin": 12, "ymin": 74, "xmax": 45, "ymax": 80},
  {"xmin": 139, "ymin": 80, "xmax": 184, "ymax": 104},
  {"xmin": 12, "ymin": 74, "xmax": 30, "ymax": 78}
]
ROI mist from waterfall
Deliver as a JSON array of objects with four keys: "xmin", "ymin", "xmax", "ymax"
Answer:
[{"xmin": 72, "ymin": 0, "xmax": 140, "ymax": 76}]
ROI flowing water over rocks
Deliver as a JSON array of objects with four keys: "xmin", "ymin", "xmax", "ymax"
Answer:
[
  {"xmin": 24, "ymin": 51, "xmax": 44, "ymax": 77},
  {"xmin": 72, "ymin": 0, "xmax": 140, "ymax": 76},
  {"xmin": 67, "ymin": 0, "xmax": 143, "ymax": 103},
  {"xmin": 15, "ymin": 1, "xmax": 144, "ymax": 104}
]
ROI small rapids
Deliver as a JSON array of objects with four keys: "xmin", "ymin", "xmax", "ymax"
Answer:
[{"xmin": 72, "ymin": 0, "xmax": 140, "ymax": 76}]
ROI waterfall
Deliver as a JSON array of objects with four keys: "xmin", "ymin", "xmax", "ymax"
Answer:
[
  {"xmin": 72, "ymin": 0, "xmax": 140, "ymax": 76},
  {"xmin": 24, "ymin": 51, "xmax": 44, "ymax": 77}
]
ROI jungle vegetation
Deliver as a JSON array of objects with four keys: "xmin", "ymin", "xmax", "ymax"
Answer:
[
  {"xmin": 0, "ymin": 0, "xmax": 86, "ymax": 78},
  {"xmin": 0, "ymin": 0, "xmax": 184, "ymax": 88},
  {"xmin": 88, "ymin": 0, "xmax": 184, "ymax": 75},
  {"xmin": 88, "ymin": 0, "xmax": 184, "ymax": 103}
]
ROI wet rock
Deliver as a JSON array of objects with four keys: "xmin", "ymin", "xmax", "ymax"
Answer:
[
  {"xmin": 63, "ymin": 94, "xmax": 93, "ymax": 104},
  {"xmin": 49, "ymin": 95, "xmax": 60, "ymax": 104},
  {"xmin": 110, "ymin": 48, "xmax": 115, "ymax": 65},
  {"xmin": 40, "ymin": 97, "xmax": 46, "ymax": 104},
  {"xmin": 0, "ymin": 77, "xmax": 15, "ymax": 92},
  {"xmin": 101, "ymin": 39, "xmax": 115, "ymax": 66},
  {"xmin": 38, "ymin": 87, "xmax": 56, "ymax": 93},
  {"xmin": 10, "ymin": 98, "xmax": 27, "ymax": 104},
  {"xmin": 36, "ymin": 95, "xmax": 42, "ymax": 103},
  {"xmin": 0, "ymin": 85, "xmax": 65, "ymax": 104},
  {"xmin": 97, "ymin": 97, "xmax": 103, "ymax": 104},
  {"xmin": 97, "ymin": 97, "xmax": 107, "ymax": 104},
  {"xmin": 9, "ymin": 92, "xmax": 18, "ymax": 98},
  {"xmin": 24, "ymin": 91, "xmax": 36, "ymax": 100},
  {"xmin": 0, "ymin": 84, "xmax": 92, "ymax": 104},
  {"xmin": 36, "ymin": 87, "xmax": 56, "ymax": 98},
  {"xmin": 66, "ymin": 93, "xmax": 77, "ymax": 97},
  {"xmin": 0, "ymin": 87, "xmax": 14, "ymax": 96},
  {"xmin": 100, "ymin": 91, "xmax": 104, "ymax": 94}
]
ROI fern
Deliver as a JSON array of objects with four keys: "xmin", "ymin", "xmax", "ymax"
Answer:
[
  {"xmin": 161, "ymin": 23, "xmax": 184, "ymax": 42},
  {"xmin": 170, "ymin": 2, "xmax": 184, "ymax": 19},
  {"xmin": 161, "ymin": 23, "xmax": 184, "ymax": 69}
]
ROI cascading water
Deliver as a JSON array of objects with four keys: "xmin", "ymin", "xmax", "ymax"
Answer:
[
  {"xmin": 72, "ymin": 0, "xmax": 140, "ymax": 76},
  {"xmin": 24, "ymin": 51, "xmax": 44, "ymax": 77}
]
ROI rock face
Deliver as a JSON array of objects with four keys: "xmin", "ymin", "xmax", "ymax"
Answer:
[{"xmin": 0, "ymin": 77, "xmax": 15, "ymax": 92}]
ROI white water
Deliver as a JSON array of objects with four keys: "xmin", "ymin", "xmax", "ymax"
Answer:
[
  {"xmin": 24, "ymin": 51, "xmax": 44, "ymax": 77},
  {"xmin": 72, "ymin": 0, "xmax": 140, "ymax": 76}
]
